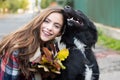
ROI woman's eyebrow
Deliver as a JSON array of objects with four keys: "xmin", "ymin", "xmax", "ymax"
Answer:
[
  {"xmin": 55, "ymin": 23, "xmax": 62, "ymax": 27},
  {"xmin": 46, "ymin": 17, "xmax": 62, "ymax": 27},
  {"xmin": 45, "ymin": 18, "xmax": 50, "ymax": 21}
]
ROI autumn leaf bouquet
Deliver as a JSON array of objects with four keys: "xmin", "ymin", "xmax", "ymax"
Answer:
[{"xmin": 38, "ymin": 47, "xmax": 69, "ymax": 74}]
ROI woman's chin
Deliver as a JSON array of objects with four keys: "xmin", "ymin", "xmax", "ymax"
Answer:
[{"xmin": 40, "ymin": 37, "xmax": 51, "ymax": 42}]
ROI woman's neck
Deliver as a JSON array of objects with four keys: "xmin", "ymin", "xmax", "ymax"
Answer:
[{"xmin": 40, "ymin": 40, "xmax": 55, "ymax": 47}]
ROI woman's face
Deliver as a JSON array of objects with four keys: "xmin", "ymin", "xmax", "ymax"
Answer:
[{"xmin": 40, "ymin": 12, "xmax": 64, "ymax": 42}]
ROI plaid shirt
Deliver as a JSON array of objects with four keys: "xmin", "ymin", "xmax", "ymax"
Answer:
[{"xmin": 0, "ymin": 50, "xmax": 35, "ymax": 80}]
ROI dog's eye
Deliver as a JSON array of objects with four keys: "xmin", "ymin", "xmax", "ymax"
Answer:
[
  {"xmin": 79, "ymin": 19, "xmax": 84, "ymax": 26},
  {"xmin": 73, "ymin": 17, "xmax": 76, "ymax": 20}
]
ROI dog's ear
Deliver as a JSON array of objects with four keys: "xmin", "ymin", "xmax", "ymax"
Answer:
[
  {"xmin": 88, "ymin": 21, "xmax": 98, "ymax": 44},
  {"xmin": 88, "ymin": 20, "xmax": 97, "ymax": 31}
]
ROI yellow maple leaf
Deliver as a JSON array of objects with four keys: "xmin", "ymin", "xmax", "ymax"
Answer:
[{"xmin": 56, "ymin": 48, "xmax": 69, "ymax": 61}]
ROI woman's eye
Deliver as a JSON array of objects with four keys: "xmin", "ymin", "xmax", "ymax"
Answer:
[
  {"xmin": 54, "ymin": 25, "xmax": 61, "ymax": 29},
  {"xmin": 44, "ymin": 19, "xmax": 49, "ymax": 23}
]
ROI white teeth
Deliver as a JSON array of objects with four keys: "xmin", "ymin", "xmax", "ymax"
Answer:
[
  {"xmin": 67, "ymin": 17, "xmax": 73, "ymax": 21},
  {"xmin": 43, "ymin": 30, "xmax": 52, "ymax": 36},
  {"xmin": 67, "ymin": 17, "xmax": 80, "ymax": 23},
  {"xmin": 76, "ymin": 21, "xmax": 79, "ymax": 23},
  {"xmin": 44, "ymin": 31, "xmax": 50, "ymax": 35}
]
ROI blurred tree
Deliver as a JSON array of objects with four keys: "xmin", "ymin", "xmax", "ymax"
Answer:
[
  {"xmin": 0, "ymin": 0, "xmax": 9, "ymax": 13},
  {"xmin": 56, "ymin": 0, "xmax": 74, "ymax": 7},
  {"xmin": 35, "ymin": 0, "xmax": 41, "ymax": 12},
  {"xmin": 7, "ymin": 0, "xmax": 20, "ymax": 13},
  {"xmin": 0, "ymin": 0, "xmax": 6, "ymax": 2},
  {"xmin": 19, "ymin": 0, "xmax": 29, "ymax": 10},
  {"xmin": 35, "ymin": 0, "xmax": 38, "ymax": 7},
  {"xmin": 0, "ymin": 0, "xmax": 29, "ymax": 13},
  {"xmin": 40, "ymin": 0, "xmax": 56, "ymax": 9}
]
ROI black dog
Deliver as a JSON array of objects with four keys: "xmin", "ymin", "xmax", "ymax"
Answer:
[{"xmin": 55, "ymin": 6, "xmax": 99, "ymax": 80}]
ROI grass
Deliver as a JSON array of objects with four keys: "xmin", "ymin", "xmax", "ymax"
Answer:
[{"xmin": 97, "ymin": 30, "xmax": 120, "ymax": 51}]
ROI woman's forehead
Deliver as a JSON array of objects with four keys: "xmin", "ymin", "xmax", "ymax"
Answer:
[{"xmin": 47, "ymin": 12, "xmax": 63, "ymax": 24}]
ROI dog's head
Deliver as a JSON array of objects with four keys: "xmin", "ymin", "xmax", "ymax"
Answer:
[{"xmin": 61, "ymin": 6, "xmax": 98, "ymax": 48}]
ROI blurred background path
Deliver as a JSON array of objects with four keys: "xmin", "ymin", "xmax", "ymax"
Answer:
[
  {"xmin": 0, "ymin": 13, "xmax": 33, "ymax": 36},
  {"xmin": 0, "ymin": 13, "xmax": 120, "ymax": 80},
  {"xmin": 94, "ymin": 45, "xmax": 120, "ymax": 80}
]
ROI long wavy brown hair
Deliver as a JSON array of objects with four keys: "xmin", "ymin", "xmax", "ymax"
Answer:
[{"xmin": 0, "ymin": 6, "xmax": 67, "ymax": 78}]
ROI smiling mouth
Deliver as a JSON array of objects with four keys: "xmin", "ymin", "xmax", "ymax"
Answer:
[{"xmin": 43, "ymin": 30, "xmax": 52, "ymax": 36}]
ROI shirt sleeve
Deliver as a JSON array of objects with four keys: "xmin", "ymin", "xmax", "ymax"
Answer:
[{"xmin": 0, "ymin": 50, "xmax": 20, "ymax": 80}]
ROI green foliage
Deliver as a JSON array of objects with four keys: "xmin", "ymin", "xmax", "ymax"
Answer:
[
  {"xmin": 7, "ymin": 0, "xmax": 20, "ymax": 13},
  {"xmin": 0, "ymin": 0, "xmax": 9, "ymax": 8},
  {"xmin": 40, "ymin": 0, "xmax": 49, "ymax": 9},
  {"xmin": 98, "ymin": 30, "xmax": 120, "ymax": 51},
  {"xmin": 0, "ymin": 0, "xmax": 29, "ymax": 13},
  {"xmin": 40, "ymin": 0, "xmax": 74, "ymax": 9},
  {"xmin": 40, "ymin": 0, "xmax": 56, "ymax": 9},
  {"xmin": 56, "ymin": 0, "xmax": 74, "ymax": 7},
  {"xmin": 19, "ymin": 0, "xmax": 29, "ymax": 10}
]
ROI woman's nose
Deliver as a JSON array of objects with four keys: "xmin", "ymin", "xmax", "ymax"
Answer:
[{"xmin": 46, "ymin": 23, "xmax": 53, "ymax": 30}]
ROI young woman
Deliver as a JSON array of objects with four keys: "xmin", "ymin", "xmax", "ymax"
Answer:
[{"xmin": 0, "ymin": 6, "xmax": 67, "ymax": 80}]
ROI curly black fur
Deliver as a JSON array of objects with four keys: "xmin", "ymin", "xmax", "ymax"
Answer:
[
  {"xmin": 54, "ymin": 6, "xmax": 99, "ymax": 80},
  {"xmin": 61, "ymin": 6, "xmax": 98, "ymax": 48}
]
